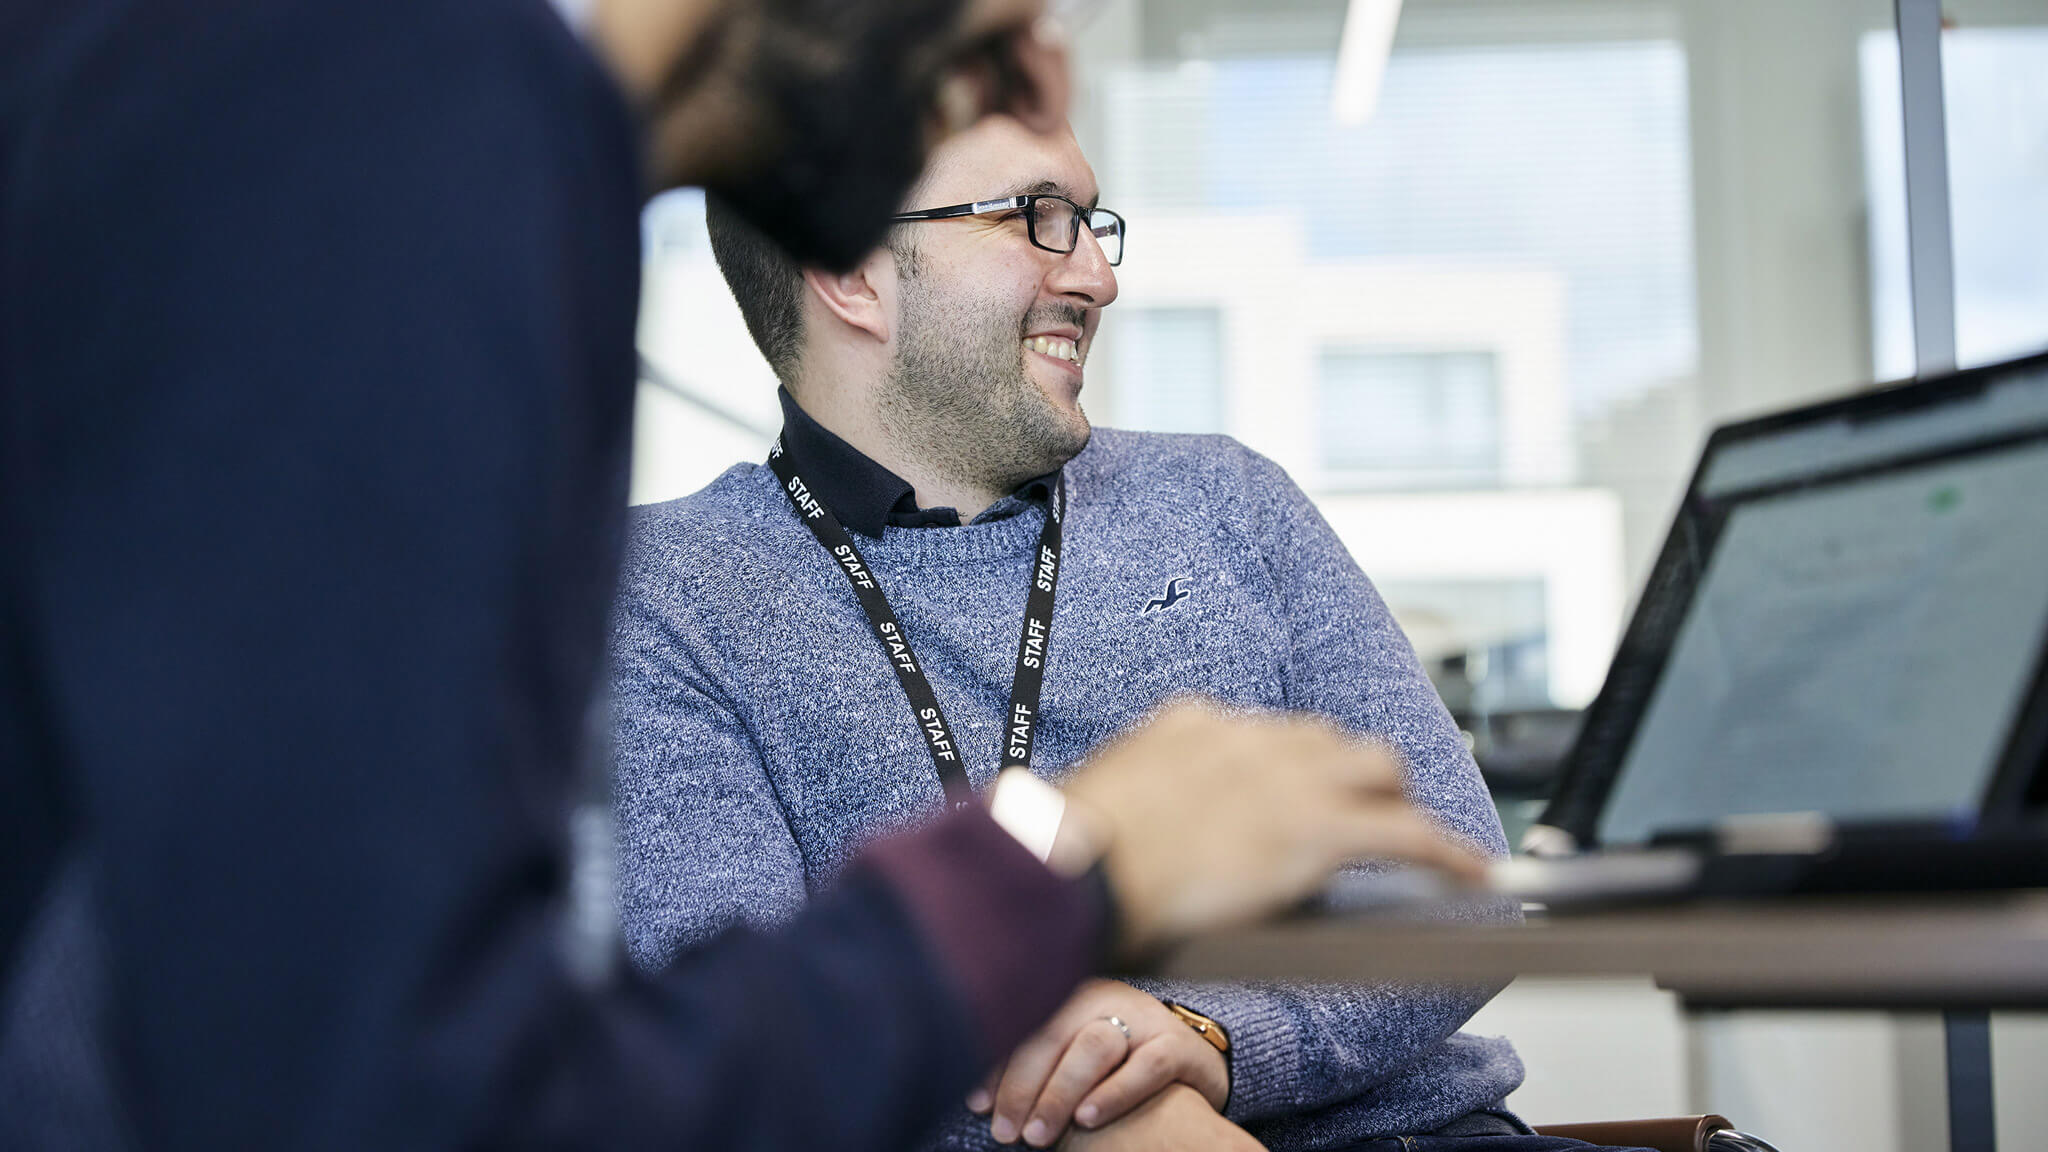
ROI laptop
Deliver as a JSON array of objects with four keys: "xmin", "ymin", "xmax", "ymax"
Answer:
[{"xmin": 1333, "ymin": 349, "xmax": 2048, "ymax": 910}]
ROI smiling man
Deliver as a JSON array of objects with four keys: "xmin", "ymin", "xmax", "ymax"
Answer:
[{"xmin": 609, "ymin": 116, "xmax": 1614, "ymax": 1152}]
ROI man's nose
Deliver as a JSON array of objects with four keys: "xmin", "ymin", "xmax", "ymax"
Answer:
[{"xmin": 1048, "ymin": 226, "xmax": 1118, "ymax": 308}]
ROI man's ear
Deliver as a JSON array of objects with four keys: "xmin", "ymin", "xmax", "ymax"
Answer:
[{"xmin": 803, "ymin": 249, "xmax": 897, "ymax": 345}]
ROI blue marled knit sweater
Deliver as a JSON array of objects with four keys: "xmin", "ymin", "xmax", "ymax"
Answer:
[{"xmin": 609, "ymin": 428, "xmax": 1525, "ymax": 1150}]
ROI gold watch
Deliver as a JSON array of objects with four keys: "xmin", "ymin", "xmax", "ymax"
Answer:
[{"xmin": 1159, "ymin": 1000, "xmax": 1230, "ymax": 1055}]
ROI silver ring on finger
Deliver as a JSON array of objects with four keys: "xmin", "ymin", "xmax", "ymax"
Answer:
[{"xmin": 1099, "ymin": 1015, "xmax": 1131, "ymax": 1041}]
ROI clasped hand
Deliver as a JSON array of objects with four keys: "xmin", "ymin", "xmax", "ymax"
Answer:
[{"xmin": 968, "ymin": 979, "xmax": 1228, "ymax": 1147}]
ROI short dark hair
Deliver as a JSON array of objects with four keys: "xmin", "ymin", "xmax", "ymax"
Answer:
[
  {"xmin": 705, "ymin": 193, "xmax": 926, "ymax": 382},
  {"xmin": 705, "ymin": 192, "xmax": 806, "ymax": 380}
]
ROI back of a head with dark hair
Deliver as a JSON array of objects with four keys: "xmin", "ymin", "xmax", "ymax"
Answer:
[{"xmin": 705, "ymin": 193, "xmax": 806, "ymax": 381}]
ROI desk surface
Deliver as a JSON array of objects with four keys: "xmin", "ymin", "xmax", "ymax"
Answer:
[{"xmin": 1159, "ymin": 891, "xmax": 2048, "ymax": 1008}]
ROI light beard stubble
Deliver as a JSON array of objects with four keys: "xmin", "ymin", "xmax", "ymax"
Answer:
[{"xmin": 878, "ymin": 275, "xmax": 1093, "ymax": 497}]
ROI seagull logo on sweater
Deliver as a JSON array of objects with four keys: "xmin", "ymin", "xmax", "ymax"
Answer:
[{"xmin": 1143, "ymin": 577, "xmax": 1192, "ymax": 614}]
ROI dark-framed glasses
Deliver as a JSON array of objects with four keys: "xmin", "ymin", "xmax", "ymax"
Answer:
[{"xmin": 891, "ymin": 194, "xmax": 1126, "ymax": 266}]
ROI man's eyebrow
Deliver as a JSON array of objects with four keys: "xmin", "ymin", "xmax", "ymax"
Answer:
[{"xmin": 1004, "ymin": 179, "xmax": 1100, "ymax": 211}]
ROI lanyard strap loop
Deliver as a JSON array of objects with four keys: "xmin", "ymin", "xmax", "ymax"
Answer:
[{"xmin": 767, "ymin": 439, "xmax": 1064, "ymax": 803}]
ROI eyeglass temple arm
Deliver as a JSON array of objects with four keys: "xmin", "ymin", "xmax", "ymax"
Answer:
[{"xmin": 891, "ymin": 196, "xmax": 1031, "ymax": 222}]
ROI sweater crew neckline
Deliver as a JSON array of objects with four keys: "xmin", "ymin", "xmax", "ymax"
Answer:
[{"xmin": 752, "ymin": 463, "xmax": 1057, "ymax": 567}]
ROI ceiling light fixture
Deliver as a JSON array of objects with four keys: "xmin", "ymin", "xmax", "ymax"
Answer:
[{"xmin": 1331, "ymin": 0, "xmax": 1404, "ymax": 126}]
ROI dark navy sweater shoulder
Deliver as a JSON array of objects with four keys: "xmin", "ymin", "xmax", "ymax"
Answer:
[{"xmin": 1, "ymin": 2, "xmax": 1098, "ymax": 1148}]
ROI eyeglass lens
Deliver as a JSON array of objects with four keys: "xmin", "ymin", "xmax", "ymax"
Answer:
[{"xmin": 1029, "ymin": 199, "xmax": 1124, "ymax": 266}]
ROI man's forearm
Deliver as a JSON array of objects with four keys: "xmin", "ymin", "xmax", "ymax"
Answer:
[{"xmin": 1119, "ymin": 976, "xmax": 1493, "ymax": 1126}]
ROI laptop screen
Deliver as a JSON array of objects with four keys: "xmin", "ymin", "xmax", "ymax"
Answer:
[
  {"xmin": 1545, "ymin": 352, "xmax": 2048, "ymax": 847},
  {"xmin": 1598, "ymin": 434, "xmax": 2048, "ymax": 844}
]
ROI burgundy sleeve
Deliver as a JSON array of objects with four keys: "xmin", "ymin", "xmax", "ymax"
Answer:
[{"xmin": 854, "ymin": 805, "xmax": 1111, "ymax": 1062}]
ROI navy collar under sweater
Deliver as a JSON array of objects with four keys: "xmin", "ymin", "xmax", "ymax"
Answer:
[{"xmin": 775, "ymin": 387, "xmax": 1056, "ymax": 538}]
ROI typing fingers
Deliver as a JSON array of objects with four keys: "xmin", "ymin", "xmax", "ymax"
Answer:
[
  {"xmin": 1339, "ymin": 806, "xmax": 1489, "ymax": 883},
  {"xmin": 1296, "ymin": 724, "xmax": 1404, "ymax": 796}
]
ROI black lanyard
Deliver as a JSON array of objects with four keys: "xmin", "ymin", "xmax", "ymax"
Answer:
[{"xmin": 767, "ymin": 437, "xmax": 1064, "ymax": 804}]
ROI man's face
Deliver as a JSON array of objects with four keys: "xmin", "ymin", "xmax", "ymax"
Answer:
[{"xmin": 879, "ymin": 117, "xmax": 1119, "ymax": 494}]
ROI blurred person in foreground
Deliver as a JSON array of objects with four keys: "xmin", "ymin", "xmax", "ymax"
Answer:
[
  {"xmin": 0, "ymin": 0, "xmax": 1487, "ymax": 1149},
  {"xmin": 612, "ymin": 115, "xmax": 1641, "ymax": 1152}
]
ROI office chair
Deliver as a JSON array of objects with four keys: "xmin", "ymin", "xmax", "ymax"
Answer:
[{"xmin": 1536, "ymin": 1114, "xmax": 1783, "ymax": 1152}]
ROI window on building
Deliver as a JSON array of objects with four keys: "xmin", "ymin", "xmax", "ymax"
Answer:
[
  {"xmin": 1317, "ymin": 348, "xmax": 1502, "ymax": 487},
  {"xmin": 1864, "ymin": 19, "xmax": 2048, "ymax": 378},
  {"xmin": 1110, "ymin": 307, "xmax": 1227, "ymax": 434}
]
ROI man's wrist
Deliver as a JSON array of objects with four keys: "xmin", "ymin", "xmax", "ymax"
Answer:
[
  {"xmin": 987, "ymin": 768, "xmax": 1108, "ymax": 879},
  {"xmin": 1046, "ymin": 792, "xmax": 1109, "ymax": 878},
  {"xmin": 1158, "ymin": 999, "xmax": 1233, "ymax": 1112},
  {"xmin": 1157, "ymin": 999, "xmax": 1231, "ymax": 1056}
]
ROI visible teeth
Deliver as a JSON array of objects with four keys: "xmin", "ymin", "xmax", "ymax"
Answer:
[{"xmin": 1026, "ymin": 336, "xmax": 1082, "ymax": 365}]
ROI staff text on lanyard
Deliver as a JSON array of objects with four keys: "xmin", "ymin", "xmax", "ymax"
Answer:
[{"xmin": 767, "ymin": 439, "xmax": 1065, "ymax": 804}]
